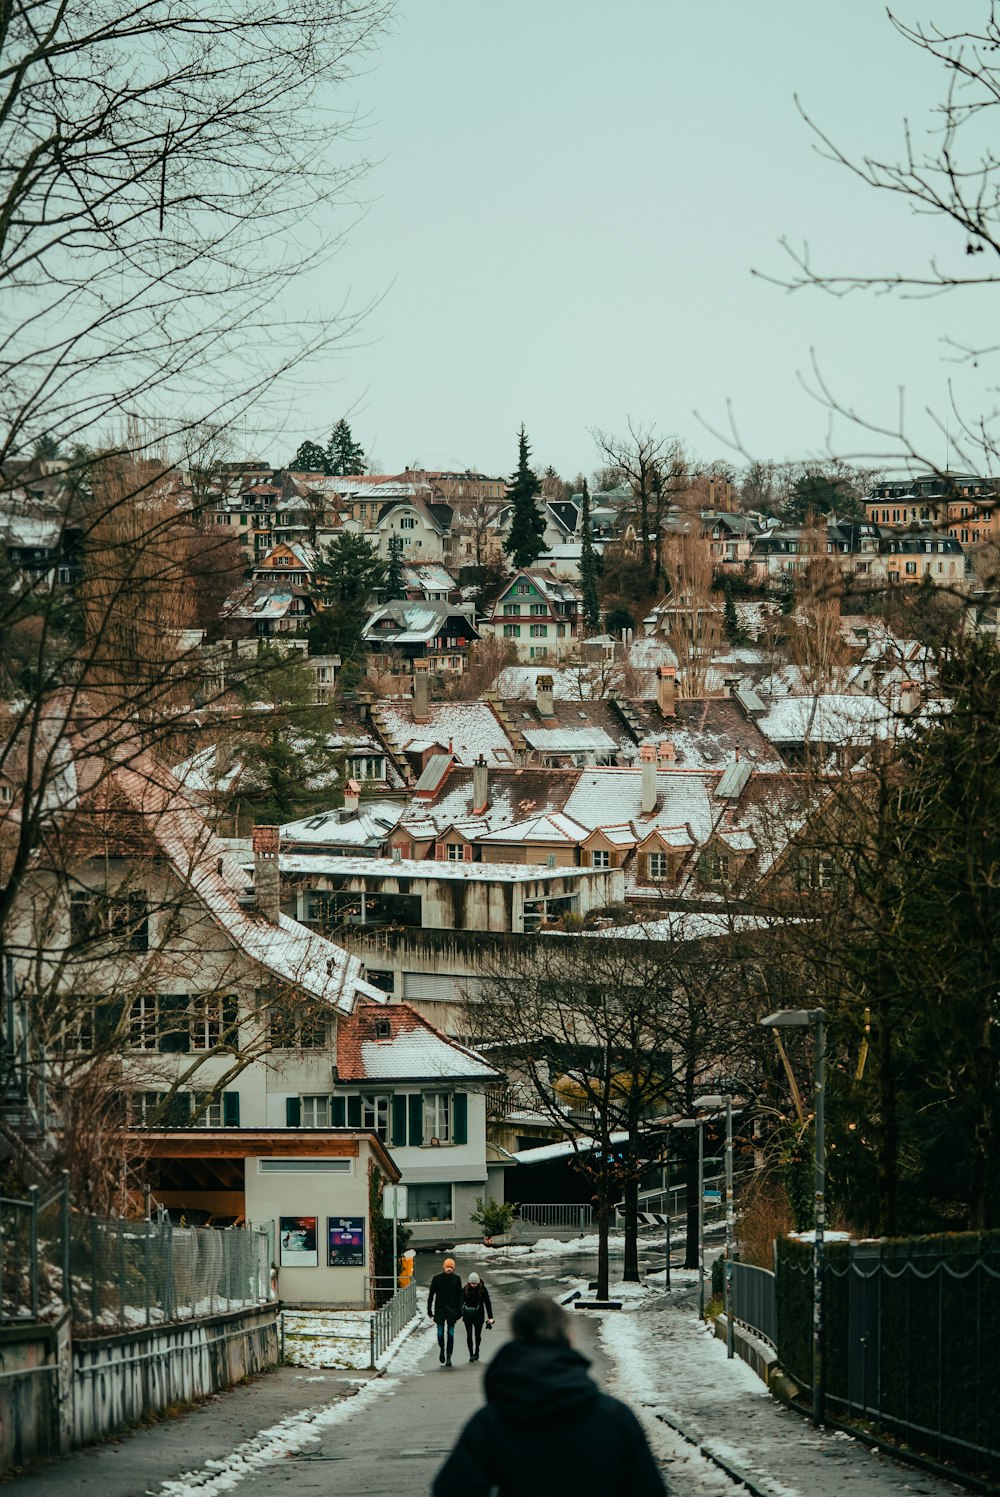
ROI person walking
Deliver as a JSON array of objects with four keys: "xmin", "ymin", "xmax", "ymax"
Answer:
[
  {"xmin": 460, "ymin": 1271, "xmax": 494, "ymax": 1362},
  {"xmin": 432, "ymin": 1294, "xmax": 667, "ymax": 1497},
  {"xmin": 427, "ymin": 1256, "xmax": 463, "ymax": 1367}
]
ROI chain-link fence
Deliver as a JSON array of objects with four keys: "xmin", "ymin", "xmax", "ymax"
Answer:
[{"xmin": 0, "ymin": 1180, "xmax": 271, "ymax": 1334}]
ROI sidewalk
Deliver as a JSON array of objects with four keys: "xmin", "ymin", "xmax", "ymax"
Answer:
[{"xmin": 600, "ymin": 1286, "xmax": 965, "ymax": 1497}]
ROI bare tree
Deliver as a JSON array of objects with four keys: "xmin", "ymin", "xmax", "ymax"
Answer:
[{"xmin": 592, "ymin": 423, "xmax": 687, "ymax": 589}]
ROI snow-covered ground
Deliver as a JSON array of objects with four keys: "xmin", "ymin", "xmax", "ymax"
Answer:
[
  {"xmin": 282, "ymin": 1309, "xmax": 378, "ymax": 1370},
  {"xmin": 596, "ymin": 1280, "xmax": 963, "ymax": 1497}
]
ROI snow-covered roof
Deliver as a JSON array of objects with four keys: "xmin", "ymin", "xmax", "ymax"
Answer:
[
  {"xmin": 757, "ymin": 694, "xmax": 897, "ymax": 745},
  {"xmin": 585, "ymin": 912, "xmax": 786, "ymax": 942},
  {"xmin": 281, "ymin": 802, "xmax": 403, "ymax": 848},
  {"xmin": 337, "ymin": 1002, "xmax": 499, "ymax": 1082},
  {"xmin": 511, "ymin": 1132, "xmax": 629, "ymax": 1165},
  {"xmin": 274, "ymin": 853, "xmax": 602, "ymax": 884},
  {"xmin": 478, "ymin": 812, "xmax": 589, "ymax": 846},
  {"xmin": 521, "ymin": 726, "xmax": 617, "ymax": 753},
  {"xmin": 375, "ymin": 701, "xmax": 515, "ymax": 767}
]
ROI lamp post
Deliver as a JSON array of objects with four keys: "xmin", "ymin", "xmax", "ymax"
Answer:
[
  {"xmin": 672, "ymin": 1116, "xmax": 705, "ymax": 1318},
  {"xmin": 761, "ymin": 1008, "xmax": 826, "ymax": 1427},
  {"xmin": 695, "ymin": 1092, "xmax": 734, "ymax": 1358}
]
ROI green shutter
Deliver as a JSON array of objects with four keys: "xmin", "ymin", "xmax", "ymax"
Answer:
[
  {"xmin": 347, "ymin": 1094, "xmax": 362, "ymax": 1129},
  {"xmin": 223, "ymin": 1091, "xmax": 240, "ymax": 1127},
  {"xmin": 163, "ymin": 1091, "xmax": 190, "ymax": 1128},
  {"xmin": 330, "ymin": 1095, "xmax": 346, "ymax": 1127},
  {"xmin": 158, "ymin": 993, "xmax": 191, "ymax": 1053},
  {"xmin": 391, "ymin": 1094, "xmax": 408, "ymax": 1148},
  {"xmin": 409, "ymin": 1093, "xmax": 423, "ymax": 1146},
  {"xmin": 286, "ymin": 1096, "xmax": 301, "ymax": 1127},
  {"xmin": 453, "ymin": 1092, "xmax": 468, "ymax": 1145}
]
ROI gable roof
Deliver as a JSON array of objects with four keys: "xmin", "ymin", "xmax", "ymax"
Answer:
[{"xmin": 336, "ymin": 1001, "xmax": 499, "ymax": 1083}]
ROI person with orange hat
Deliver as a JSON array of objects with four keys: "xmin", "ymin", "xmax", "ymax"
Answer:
[{"xmin": 427, "ymin": 1257, "xmax": 463, "ymax": 1366}]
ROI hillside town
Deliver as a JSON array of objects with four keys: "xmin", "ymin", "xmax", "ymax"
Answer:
[{"xmin": 1, "ymin": 2, "xmax": 998, "ymax": 1494}]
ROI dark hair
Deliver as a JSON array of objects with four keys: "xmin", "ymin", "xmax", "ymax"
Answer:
[{"xmin": 510, "ymin": 1294, "xmax": 571, "ymax": 1348}]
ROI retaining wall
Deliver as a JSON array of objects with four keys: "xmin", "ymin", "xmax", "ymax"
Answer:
[
  {"xmin": 0, "ymin": 1313, "xmax": 72, "ymax": 1471},
  {"xmin": 72, "ymin": 1301, "xmax": 279, "ymax": 1446}
]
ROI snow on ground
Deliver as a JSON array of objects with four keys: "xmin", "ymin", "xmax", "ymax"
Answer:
[
  {"xmin": 156, "ymin": 1319, "xmax": 435, "ymax": 1497},
  {"xmin": 282, "ymin": 1309, "xmax": 378, "ymax": 1370}
]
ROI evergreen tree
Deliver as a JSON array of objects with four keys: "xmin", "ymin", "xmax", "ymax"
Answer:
[
  {"xmin": 291, "ymin": 439, "xmax": 328, "ymax": 472},
  {"xmin": 579, "ymin": 479, "xmax": 602, "ymax": 635},
  {"xmin": 503, "ymin": 424, "xmax": 545, "ymax": 571},
  {"xmin": 385, "ymin": 533, "xmax": 406, "ymax": 600},
  {"xmin": 723, "ymin": 580, "xmax": 742, "ymax": 643},
  {"xmin": 307, "ymin": 532, "xmax": 386, "ymax": 673},
  {"xmin": 325, "ymin": 418, "xmax": 366, "ymax": 477}
]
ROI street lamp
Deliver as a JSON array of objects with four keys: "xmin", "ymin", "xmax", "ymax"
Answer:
[
  {"xmin": 761, "ymin": 1007, "xmax": 826, "ymax": 1427},
  {"xmin": 672, "ymin": 1115, "xmax": 706, "ymax": 1318},
  {"xmin": 695, "ymin": 1093, "xmax": 734, "ymax": 1358}
]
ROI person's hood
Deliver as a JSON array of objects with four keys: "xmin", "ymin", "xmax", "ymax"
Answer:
[{"xmin": 483, "ymin": 1340, "xmax": 599, "ymax": 1425}]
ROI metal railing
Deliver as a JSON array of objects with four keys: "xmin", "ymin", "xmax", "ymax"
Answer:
[
  {"xmin": 369, "ymin": 1281, "xmax": 417, "ymax": 1365},
  {"xmin": 730, "ymin": 1261, "xmax": 776, "ymax": 1347},
  {"xmin": 516, "ymin": 1203, "xmax": 595, "ymax": 1231},
  {"xmin": 0, "ymin": 1183, "xmax": 271, "ymax": 1334}
]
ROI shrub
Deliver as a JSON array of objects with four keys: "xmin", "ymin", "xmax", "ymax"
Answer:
[{"xmin": 470, "ymin": 1197, "xmax": 517, "ymax": 1238}]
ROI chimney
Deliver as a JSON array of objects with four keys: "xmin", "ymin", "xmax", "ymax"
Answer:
[
  {"xmin": 536, "ymin": 673, "xmax": 555, "ymax": 718},
  {"xmin": 657, "ymin": 740, "xmax": 675, "ymax": 766},
  {"xmin": 899, "ymin": 679, "xmax": 921, "ymax": 715},
  {"xmin": 640, "ymin": 744, "xmax": 657, "ymax": 815},
  {"xmin": 251, "ymin": 824, "xmax": 281, "ymax": 922},
  {"xmin": 343, "ymin": 777, "xmax": 361, "ymax": 813},
  {"xmin": 657, "ymin": 665, "xmax": 676, "ymax": 719},
  {"xmin": 412, "ymin": 670, "xmax": 430, "ymax": 724},
  {"xmin": 472, "ymin": 754, "xmax": 489, "ymax": 815}
]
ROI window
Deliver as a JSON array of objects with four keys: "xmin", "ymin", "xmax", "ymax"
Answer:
[
  {"xmin": 270, "ymin": 1009, "xmax": 327, "ymax": 1049},
  {"xmin": 529, "ymin": 624, "xmax": 547, "ymax": 638},
  {"xmin": 503, "ymin": 603, "xmax": 520, "ymax": 616},
  {"xmin": 361, "ymin": 1094, "xmax": 389, "ymax": 1142},
  {"xmin": 191, "ymin": 1092, "xmax": 223, "ymax": 1127},
  {"xmin": 129, "ymin": 994, "xmax": 158, "ymax": 1050},
  {"xmin": 407, "ymin": 1183, "xmax": 453, "ymax": 1222},
  {"xmin": 529, "ymin": 646, "xmax": 547, "ymax": 659},
  {"xmin": 374, "ymin": 1018, "xmax": 392, "ymax": 1038},
  {"xmin": 905, "ymin": 561, "xmax": 917, "ymax": 575},
  {"xmin": 530, "ymin": 603, "xmax": 546, "ymax": 616},
  {"xmin": 503, "ymin": 624, "xmax": 521, "ymax": 638},
  {"xmin": 191, "ymin": 993, "xmax": 224, "ymax": 1050},
  {"xmin": 647, "ymin": 851, "xmax": 669, "ymax": 880},
  {"xmin": 128, "ymin": 1091, "xmax": 164, "ymax": 1125},
  {"xmin": 71, "ymin": 892, "xmax": 149, "ymax": 951},
  {"xmin": 301, "ymin": 1095, "xmax": 330, "ymax": 1128},
  {"xmin": 400, "ymin": 516, "xmax": 416, "ymax": 530},
  {"xmin": 446, "ymin": 843, "xmax": 466, "ymax": 861},
  {"xmin": 590, "ymin": 848, "xmax": 611, "ymax": 868},
  {"xmin": 423, "ymin": 1091, "xmax": 451, "ymax": 1144},
  {"xmin": 515, "ymin": 583, "xmax": 531, "ymax": 595},
  {"xmin": 0, "ymin": 784, "xmax": 13, "ymax": 804}
]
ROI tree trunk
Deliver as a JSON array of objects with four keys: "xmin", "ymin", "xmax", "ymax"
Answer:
[
  {"xmin": 595, "ymin": 1193, "xmax": 611, "ymax": 1301},
  {"xmin": 622, "ymin": 1173, "xmax": 640, "ymax": 1281}
]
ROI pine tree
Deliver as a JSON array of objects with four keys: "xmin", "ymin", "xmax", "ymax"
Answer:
[
  {"xmin": 579, "ymin": 479, "xmax": 602, "ymax": 635},
  {"xmin": 385, "ymin": 534, "xmax": 406, "ymax": 600},
  {"xmin": 291, "ymin": 439, "xmax": 328, "ymax": 472},
  {"xmin": 325, "ymin": 418, "xmax": 366, "ymax": 477},
  {"xmin": 503, "ymin": 424, "xmax": 545, "ymax": 571},
  {"xmin": 308, "ymin": 532, "xmax": 386, "ymax": 666}
]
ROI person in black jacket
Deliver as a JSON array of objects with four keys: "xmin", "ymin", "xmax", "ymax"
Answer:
[
  {"xmin": 460, "ymin": 1271, "xmax": 494, "ymax": 1362},
  {"xmin": 427, "ymin": 1257, "xmax": 464, "ymax": 1366},
  {"xmin": 433, "ymin": 1295, "xmax": 667, "ymax": 1497}
]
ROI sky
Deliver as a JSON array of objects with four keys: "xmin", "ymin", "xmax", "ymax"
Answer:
[{"xmin": 260, "ymin": 2, "xmax": 997, "ymax": 483}]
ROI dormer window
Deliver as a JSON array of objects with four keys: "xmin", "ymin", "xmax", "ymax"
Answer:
[{"xmin": 374, "ymin": 1019, "xmax": 391, "ymax": 1040}]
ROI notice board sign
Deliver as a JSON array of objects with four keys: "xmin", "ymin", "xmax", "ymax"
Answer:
[
  {"xmin": 279, "ymin": 1216, "xmax": 318, "ymax": 1267},
  {"xmin": 328, "ymin": 1216, "xmax": 365, "ymax": 1267}
]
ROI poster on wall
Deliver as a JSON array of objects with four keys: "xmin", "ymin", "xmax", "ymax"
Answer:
[
  {"xmin": 279, "ymin": 1216, "xmax": 318, "ymax": 1267},
  {"xmin": 328, "ymin": 1216, "xmax": 365, "ymax": 1268}
]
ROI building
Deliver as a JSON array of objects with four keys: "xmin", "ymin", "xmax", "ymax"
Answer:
[
  {"xmin": 481, "ymin": 569, "xmax": 583, "ymax": 663},
  {"xmin": 362, "ymin": 600, "xmax": 480, "ymax": 678}
]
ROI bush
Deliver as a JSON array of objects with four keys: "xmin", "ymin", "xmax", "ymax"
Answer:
[{"xmin": 470, "ymin": 1196, "xmax": 517, "ymax": 1238}]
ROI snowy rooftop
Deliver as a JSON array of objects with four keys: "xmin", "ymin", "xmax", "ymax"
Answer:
[
  {"xmin": 521, "ymin": 726, "xmax": 617, "ymax": 753},
  {"xmin": 273, "ymin": 854, "xmax": 604, "ymax": 884},
  {"xmin": 281, "ymin": 802, "xmax": 403, "ymax": 847},
  {"xmin": 375, "ymin": 701, "xmax": 515, "ymax": 767},
  {"xmin": 757, "ymin": 694, "xmax": 897, "ymax": 744},
  {"xmin": 337, "ymin": 1002, "xmax": 498, "ymax": 1082}
]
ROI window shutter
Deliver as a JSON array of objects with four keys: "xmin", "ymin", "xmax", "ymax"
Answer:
[
  {"xmin": 330, "ymin": 1095, "xmax": 346, "ymax": 1127},
  {"xmin": 286, "ymin": 1096, "xmax": 302, "ymax": 1128},
  {"xmin": 391, "ymin": 1094, "xmax": 408, "ymax": 1148},
  {"xmin": 158, "ymin": 993, "xmax": 191, "ymax": 1053},
  {"xmin": 347, "ymin": 1094, "xmax": 362, "ymax": 1129},
  {"xmin": 223, "ymin": 1091, "xmax": 240, "ymax": 1128},
  {"xmin": 409, "ymin": 1093, "xmax": 423, "ymax": 1146},
  {"xmin": 453, "ymin": 1092, "xmax": 468, "ymax": 1145},
  {"xmin": 222, "ymin": 994, "xmax": 239, "ymax": 1037},
  {"xmin": 435, "ymin": 842, "xmax": 446, "ymax": 861},
  {"xmin": 163, "ymin": 1091, "xmax": 190, "ymax": 1128}
]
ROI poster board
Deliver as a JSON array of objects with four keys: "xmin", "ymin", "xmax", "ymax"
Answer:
[
  {"xmin": 328, "ymin": 1215, "xmax": 365, "ymax": 1267},
  {"xmin": 279, "ymin": 1216, "xmax": 318, "ymax": 1267}
]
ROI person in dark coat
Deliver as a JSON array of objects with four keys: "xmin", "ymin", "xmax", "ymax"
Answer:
[
  {"xmin": 460, "ymin": 1271, "xmax": 494, "ymax": 1362},
  {"xmin": 433, "ymin": 1294, "xmax": 667, "ymax": 1497},
  {"xmin": 427, "ymin": 1256, "xmax": 464, "ymax": 1366}
]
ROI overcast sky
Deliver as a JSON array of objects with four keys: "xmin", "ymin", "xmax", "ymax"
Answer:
[{"xmin": 263, "ymin": 3, "xmax": 995, "ymax": 482}]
